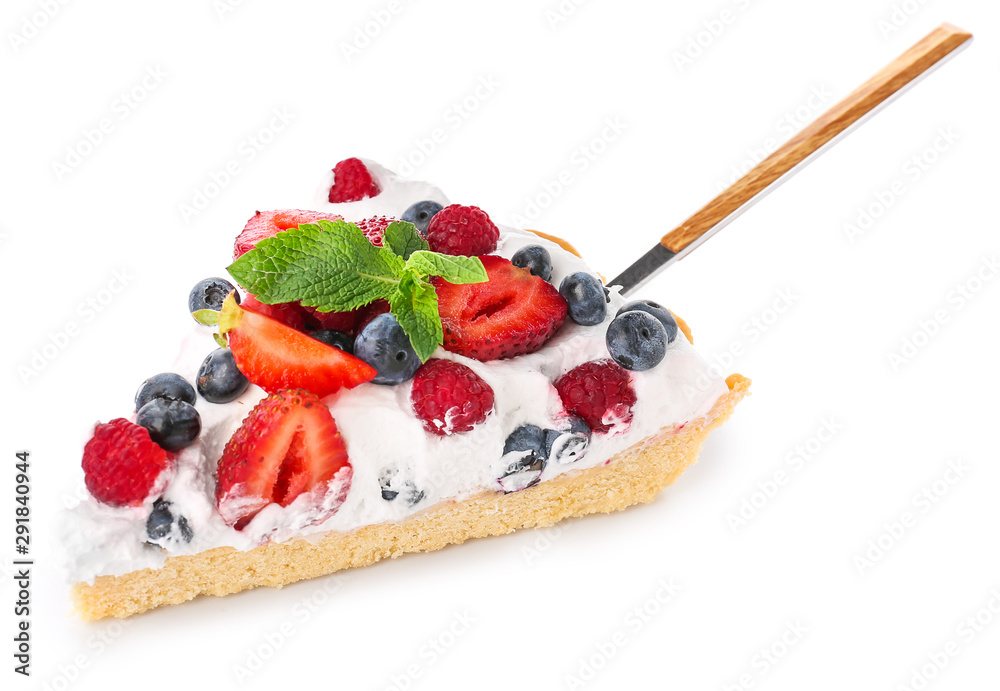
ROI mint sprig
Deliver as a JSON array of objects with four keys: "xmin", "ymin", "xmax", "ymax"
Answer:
[{"xmin": 227, "ymin": 220, "xmax": 487, "ymax": 362}]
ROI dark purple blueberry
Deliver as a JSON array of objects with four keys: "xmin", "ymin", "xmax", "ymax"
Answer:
[
  {"xmin": 136, "ymin": 399, "xmax": 201, "ymax": 451},
  {"xmin": 354, "ymin": 313, "xmax": 421, "ymax": 385},
  {"xmin": 311, "ymin": 329, "xmax": 355, "ymax": 354},
  {"xmin": 197, "ymin": 348, "xmax": 250, "ymax": 403},
  {"xmin": 188, "ymin": 277, "xmax": 238, "ymax": 317},
  {"xmin": 606, "ymin": 310, "xmax": 668, "ymax": 371},
  {"xmin": 401, "ymin": 200, "xmax": 444, "ymax": 234},
  {"xmin": 559, "ymin": 272, "xmax": 607, "ymax": 326},
  {"xmin": 135, "ymin": 373, "xmax": 197, "ymax": 411},
  {"xmin": 511, "ymin": 244, "xmax": 553, "ymax": 282},
  {"xmin": 616, "ymin": 299, "xmax": 678, "ymax": 344},
  {"xmin": 499, "ymin": 425, "xmax": 547, "ymax": 492},
  {"xmin": 545, "ymin": 417, "xmax": 591, "ymax": 465},
  {"xmin": 146, "ymin": 498, "xmax": 193, "ymax": 546}
]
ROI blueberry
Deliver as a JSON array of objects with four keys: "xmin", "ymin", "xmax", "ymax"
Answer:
[
  {"xmin": 606, "ymin": 310, "xmax": 668, "ymax": 371},
  {"xmin": 188, "ymin": 277, "xmax": 238, "ymax": 317},
  {"xmin": 197, "ymin": 348, "xmax": 250, "ymax": 404},
  {"xmin": 401, "ymin": 200, "xmax": 444, "ymax": 234},
  {"xmin": 511, "ymin": 245, "xmax": 553, "ymax": 281},
  {"xmin": 499, "ymin": 425, "xmax": 547, "ymax": 493},
  {"xmin": 559, "ymin": 272, "xmax": 607, "ymax": 326},
  {"xmin": 136, "ymin": 399, "xmax": 202, "ymax": 451},
  {"xmin": 354, "ymin": 313, "xmax": 422, "ymax": 385},
  {"xmin": 545, "ymin": 417, "xmax": 591, "ymax": 465},
  {"xmin": 616, "ymin": 299, "xmax": 678, "ymax": 344},
  {"xmin": 146, "ymin": 498, "xmax": 193, "ymax": 546},
  {"xmin": 378, "ymin": 467, "xmax": 425, "ymax": 507},
  {"xmin": 311, "ymin": 329, "xmax": 354, "ymax": 354},
  {"xmin": 135, "ymin": 373, "xmax": 197, "ymax": 410}
]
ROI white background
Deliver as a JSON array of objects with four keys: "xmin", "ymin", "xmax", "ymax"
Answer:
[{"xmin": 2, "ymin": 0, "xmax": 999, "ymax": 689}]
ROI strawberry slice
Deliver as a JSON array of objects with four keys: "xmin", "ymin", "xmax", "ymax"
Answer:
[
  {"xmin": 216, "ymin": 389, "xmax": 352, "ymax": 530},
  {"xmin": 434, "ymin": 255, "xmax": 568, "ymax": 361},
  {"xmin": 234, "ymin": 209, "xmax": 343, "ymax": 259},
  {"xmin": 219, "ymin": 293, "xmax": 376, "ymax": 397}
]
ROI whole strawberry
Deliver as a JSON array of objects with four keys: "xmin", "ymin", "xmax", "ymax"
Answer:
[
  {"xmin": 328, "ymin": 158, "xmax": 380, "ymax": 203},
  {"xmin": 82, "ymin": 419, "xmax": 173, "ymax": 506},
  {"xmin": 410, "ymin": 359, "xmax": 495, "ymax": 436},
  {"xmin": 425, "ymin": 204, "xmax": 499, "ymax": 256},
  {"xmin": 554, "ymin": 360, "xmax": 636, "ymax": 434}
]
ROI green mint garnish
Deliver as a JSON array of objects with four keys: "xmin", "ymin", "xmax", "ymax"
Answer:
[{"xmin": 227, "ymin": 219, "xmax": 487, "ymax": 362}]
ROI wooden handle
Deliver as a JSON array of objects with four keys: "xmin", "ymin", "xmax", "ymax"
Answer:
[{"xmin": 662, "ymin": 22, "xmax": 972, "ymax": 253}]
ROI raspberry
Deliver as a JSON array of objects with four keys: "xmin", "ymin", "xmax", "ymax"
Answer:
[
  {"xmin": 354, "ymin": 216, "xmax": 397, "ymax": 247},
  {"xmin": 328, "ymin": 158, "xmax": 380, "ymax": 203},
  {"xmin": 410, "ymin": 359, "xmax": 495, "ymax": 436},
  {"xmin": 554, "ymin": 360, "xmax": 636, "ymax": 434},
  {"xmin": 82, "ymin": 419, "xmax": 173, "ymax": 506},
  {"xmin": 425, "ymin": 204, "xmax": 499, "ymax": 256}
]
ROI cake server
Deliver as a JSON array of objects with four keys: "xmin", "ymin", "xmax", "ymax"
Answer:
[{"xmin": 611, "ymin": 22, "xmax": 973, "ymax": 296}]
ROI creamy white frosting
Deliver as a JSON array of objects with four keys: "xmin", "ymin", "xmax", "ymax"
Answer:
[{"xmin": 61, "ymin": 161, "xmax": 729, "ymax": 584}]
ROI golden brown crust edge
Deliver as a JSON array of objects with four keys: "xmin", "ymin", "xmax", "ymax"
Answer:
[{"xmin": 71, "ymin": 374, "xmax": 749, "ymax": 620}]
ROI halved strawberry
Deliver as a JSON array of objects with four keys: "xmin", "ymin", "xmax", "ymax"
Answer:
[
  {"xmin": 234, "ymin": 209, "xmax": 343, "ymax": 259},
  {"xmin": 215, "ymin": 389, "xmax": 352, "ymax": 530},
  {"xmin": 219, "ymin": 293, "xmax": 376, "ymax": 397},
  {"xmin": 434, "ymin": 255, "xmax": 568, "ymax": 361}
]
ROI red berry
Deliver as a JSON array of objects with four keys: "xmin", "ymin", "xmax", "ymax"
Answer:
[
  {"xmin": 354, "ymin": 299, "xmax": 390, "ymax": 334},
  {"xmin": 216, "ymin": 390, "xmax": 352, "ymax": 529},
  {"xmin": 434, "ymin": 255, "xmax": 567, "ymax": 361},
  {"xmin": 301, "ymin": 305, "xmax": 358, "ymax": 333},
  {"xmin": 234, "ymin": 209, "xmax": 342, "ymax": 259},
  {"xmin": 554, "ymin": 360, "xmax": 636, "ymax": 434},
  {"xmin": 353, "ymin": 216, "xmax": 397, "ymax": 247},
  {"xmin": 220, "ymin": 294, "xmax": 376, "ymax": 398},
  {"xmin": 425, "ymin": 204, "xmax": 499, "ymax": 256},
  {"xmin": 328, "ymin": 158, "xmax": 380, "ymax": 203},
  {"xmin": 410, "ymin": 359, "xmax": 495, "ymax": 436},
  {"xmin": 242, "ymin": 294, "xmax": 311, "ymax": 331},
  {"xmin": 82, "ymin": 419, "xmax": 173, "ymax": 506}
]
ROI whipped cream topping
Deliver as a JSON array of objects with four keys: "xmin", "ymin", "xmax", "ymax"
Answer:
[{"xmin": 61, "ymin": 161, "xmax": 730, "ymax": 584}]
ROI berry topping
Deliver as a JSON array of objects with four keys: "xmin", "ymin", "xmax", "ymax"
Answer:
[
  {"xmin": 559, "ymin": 272, "xmax": 608, "ymax": 326},
  {"xmin": 353, "ymin": 216, "xmax": 396, "ymax": 247},
  {"xmin": 435, "ymin": 255, "xmax": 568, "ymax": 361},
  {"xmin": 241, "ymin": 294, "xmax": 311, "ymax": 332},
  {"xmin": 378, "ymin": 467, "xmax": 425, "ymax": 506},
  {"xmin": 136, "ymin": 399, "xmax": 202, "ymax": 451},
  {"xmin": 82, "ymin": 419, "xmax": 172, "ymax": 507},
  {"xmin": 310, "ymin": 329, "xmax": 354, "ymax": 354},
  {"xmin": 410, "ymin": 359, "xmax": 494, "ymax": 436},
  {"xmin": 499, "ymin": 424, "xmax": 547, "ymax": 493},
  {"xmin": 328, "ymin": 157, "xmax": 380, "ymax": 203},
  {"xmin": 216, "ymin": 390, "xmax": 352, "ymax": 530},
  {"xmin": 234, "ymin": 209, "xmax": 343, "ymax": 260},
  {"xmin": 606, "ymin": 310, "xmax": 668, "ymax": 371},
  {"xmin": 353, "ymin": 313, "xmax": 421, "ymax": 385},
  {"xmin": 425, "ymin": 204, "xmax": 499, "ymax": 256},
  {"xmin": 545, "ymin": 417, "xmax": 592, "ymax": 465},
  {"xmin": 300, "ymin": 304, "xmax": 359, "ymax": 333},
  {"xmin": 554, "ymin": 359, "xmax": 636, "ymax": 434},
  {"xmin": 197, "ymin": 348, "xmax": 250, "ymax": 403},
  {"xmin": 616, "ymin": 300, "xmax": 679, "ymax": 344},
  {"xmin": 135, "ymin": 373, "xmax": 196, "ymax": 411},
  {"xmin": 189, "ymin": 277, "xmax": 239, "ymax": 317},
  {"xmin": 219, "ymin": 293, "xmax": 376, "ymax": 397},
  {"xmin": 511, "ymin": 244, "xmax": 553, "ymax": 282},
  {"xmin": 401, "ymin": 200, "xmax": 444, "ymax": 234},
  {"xmin": 354, "ymin": 299, "xmax": 390, "ymax": 334},
  {"xmin": 146, "ymin": 498, "xmax": 193, "ymax": 546}
]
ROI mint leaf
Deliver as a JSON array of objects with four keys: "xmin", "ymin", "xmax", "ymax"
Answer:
[
  {"xmin": 383, "ymin": 221, "xmax": 429, "ymax": 260},
  {"xmin": 405, "ymin": 251, "xmax": 487, "ymax": 285},
  {"xmin": 227, "ymin": 220, "xmax": 405, "ymax": 312},
  {"xmin": 389, "ymin": 272, "xmax": 442, "ymax": 362}
]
